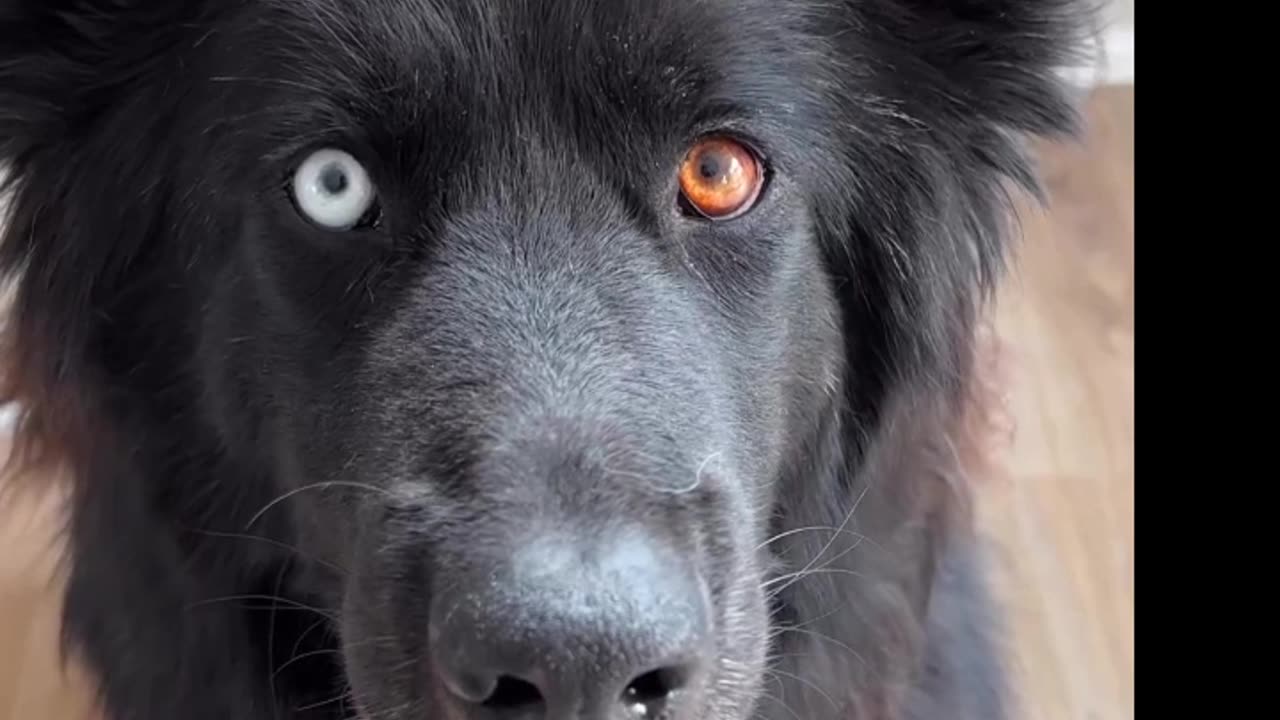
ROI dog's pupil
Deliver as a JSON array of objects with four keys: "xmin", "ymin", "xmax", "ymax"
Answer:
[
  {"xmin": 699, "ymin": 155, "xmax": 723, "ymax": 182},
  {"xmin": 320, "ymin": 164, "xmax": 348, "ymax": 195}
]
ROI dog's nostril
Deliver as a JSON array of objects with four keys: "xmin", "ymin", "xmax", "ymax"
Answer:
[
  {"xmin": 482, "ymin": 675, "xmax": 544, "ymax": 709},
  {"xmin": 621, "ymin": 665, "xmax": 688, "ymax": 714}
]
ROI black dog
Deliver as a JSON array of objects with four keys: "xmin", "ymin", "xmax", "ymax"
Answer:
[{"xmin": 0, "ymin": 1, "xmax": 1088, "ymax": 718}]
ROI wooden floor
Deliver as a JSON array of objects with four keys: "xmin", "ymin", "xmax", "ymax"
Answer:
[
  {"xmin": 0, "ymin": 85, "xmax": 1134, "ymax": 720},
  {"xmin": 978, "ymin": 85, "xmax": 1135, "ymax": 720}
]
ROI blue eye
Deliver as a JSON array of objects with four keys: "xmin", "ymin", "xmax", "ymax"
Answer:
[{"xmin": 291, "ymin": 149, "xmax": 377, "ymax": 230}]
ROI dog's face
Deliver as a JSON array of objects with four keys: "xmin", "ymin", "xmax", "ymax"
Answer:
[
  {"xmin": 201, "ymin": 3, "xmax": 844, "ymax": 715},
  {"xmin": 0, "ymin": 1, "xmax": 1084, "ymax": 718}
]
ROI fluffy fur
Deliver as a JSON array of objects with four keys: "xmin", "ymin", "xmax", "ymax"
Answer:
[{"xmin": 0, "ymin": 1, "xmax": 1089, "ymax": 718}]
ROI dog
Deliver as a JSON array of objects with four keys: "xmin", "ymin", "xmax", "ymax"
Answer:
[{"xmin": 0, "ymin": 1, "xmax": 1088, "ymax": 718}]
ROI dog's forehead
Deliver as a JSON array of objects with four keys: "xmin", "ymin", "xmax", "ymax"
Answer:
[
  {"xmin": 249, "ymin": 0, "xmax": 791, "ymax": 51},
  {"xmin": 224, "ymin": 0, "xmax": 814, "ymax": 107},
  {"xmin": 199, "ymin": 0, "xmax": 832, "ymax": 188}
]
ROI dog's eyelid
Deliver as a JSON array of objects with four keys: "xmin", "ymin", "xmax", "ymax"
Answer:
[{"xmin": 684, "ymin": 106, "xmax": 771, "ymax": 151}]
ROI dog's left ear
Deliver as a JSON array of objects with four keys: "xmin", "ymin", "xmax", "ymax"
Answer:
[
  {"xmin": 800, "ymin": 0, "xmax": 1094, "ymax": 413},
  {"xmin": 834, "ymin": 0, "xmax": 1094, "ymax": 138}
]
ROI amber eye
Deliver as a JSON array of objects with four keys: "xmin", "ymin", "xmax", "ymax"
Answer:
[{"xmin": 677, "ymin": 136, "xmax": 763, "ymax": 220}]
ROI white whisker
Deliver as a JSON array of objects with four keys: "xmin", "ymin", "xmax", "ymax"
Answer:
[{"xmin": 245, "ymin": 481, "xmax": 397, "ymax": 529}]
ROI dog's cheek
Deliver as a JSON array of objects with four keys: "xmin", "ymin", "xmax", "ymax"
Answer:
[
  {"xmin": 706, "ymin": 228, "xmax": 843, "ymax": 713},
  {"xmin": 339, "ymin": 528, "xmax": 434, "ymax": 717}
]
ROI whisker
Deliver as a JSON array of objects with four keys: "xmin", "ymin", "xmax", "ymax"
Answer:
[
  {"xmin": 768, "ymin": 602, "xmax": 842, "ymax": 631},
  {"xmin": 766, "ymin": 667, "xmax": 842, "ymax": 713},
  {"xmin": 755, "ymin": 686, "xmax": 805, "ymax": 720},
  {"xmin": 185, "ymin": 594, "xmax": 338, "ymax": 621},
  {"xmin": 288, "ymin": 617, "xmax": 332, "ymax": 661},
  {"xmin": 765, "ymin": 482, "xmax": 871, "ymax": 597},
  {"xmin": 272, "ymin": 647, "xmax": 344, "ymax": 682},
  {"xmin": 755, "ymin": 524, "xmax": 882, "ymax": 554},
  {"xmin": 765, "ymin": 559, "xmax": 872, "ymax": 600},
  {"xmin": 768, "ymin": 625, "xmax": 871, "ymax": 669},
  {"xmin": 185, "ymin": 528, "xmax": 348, "ymax": 575},
  {"xmin": 294, "ymin": 690, "xmax": 350, "ymax": 713},
  {"xmin": 245, "ymin": 481, "xmax": 397, "ymax": 529}
]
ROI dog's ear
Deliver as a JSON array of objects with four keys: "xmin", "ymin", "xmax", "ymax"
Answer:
[
  {"xmin": 844, "ymin": 0, "xmax": 1095, "ymax": 139},
  {"xmin": 801, "ymin": 0, "xmax": 1094, "ymax": 417},
  {"xmin": 767, "ymin": 8, "xmax": 1094, "ymax": 711},
  {"xmin": 0, "ymin": 1, "xmax": 201, "ymax": 164},
  {"xmin": 1, "ymin": 2, "xmax": 207, "ymax": 465}
]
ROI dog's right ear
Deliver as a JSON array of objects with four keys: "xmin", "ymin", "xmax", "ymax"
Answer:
[
  {"xmin": 2, "ymin": 1, "xmax": 102, "ymax": 162},
  {"xmin": 1, "ymin": 1, "xmax": 210, "ymax": 470},
  {"xmin": 1, "ymin": 2, "xmax": 65, "ymax": 164},
  {"xmin": 1, "ymin": 1, "xmax": 198, "ymax": 165}
]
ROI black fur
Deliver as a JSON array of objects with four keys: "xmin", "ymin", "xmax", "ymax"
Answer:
[{"xmin": 0, "ymin": 1, "xmax": 1089, "ymax": 718}]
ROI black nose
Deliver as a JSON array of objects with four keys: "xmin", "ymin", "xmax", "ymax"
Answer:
[{"xmin": 428, "ymin": 533, "xmax": 711, "ymax": 718}]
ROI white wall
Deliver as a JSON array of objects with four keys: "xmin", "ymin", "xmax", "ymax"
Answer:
[
  {"xmin": 1060, "ymin": 0, "xmax": 1133, "ymax": 87},
  {"xmin": 1108, "ymin": 0, "xmax": 1134, "ymax": 29},
  {"xmin": 1101, "ymin": 0, "xmax": 1134, "ymax": 84}
]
